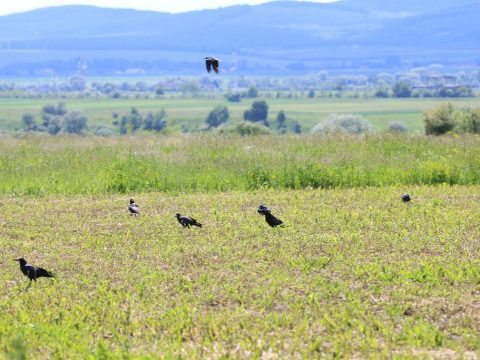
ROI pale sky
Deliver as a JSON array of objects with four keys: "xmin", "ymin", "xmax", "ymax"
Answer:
[{"xmin": 0, "ymin": 0, "xmax": 338, "ymax": 16}]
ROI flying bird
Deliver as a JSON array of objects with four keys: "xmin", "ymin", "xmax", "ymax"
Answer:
[
  {"xmin": 175, "ymin": 213, "xmax": 203, "ymax": 228},
  {"xmin": 257, "ymin": 204, "xmax": 283, "ymax": 227},
  {"xmin": 401, "ymin": 194, "xmax": 411, "ymax": 203},
  {"xmin": 14, "ymin": 258, "xmax": 54, "ymax": 288},
  {"xmin": 205, "ymin": 57, "xmax": 220, "ymax": 74},
  {"xmin": 128, "ymin": 199, "xmax": 139, "ymax": 215}
]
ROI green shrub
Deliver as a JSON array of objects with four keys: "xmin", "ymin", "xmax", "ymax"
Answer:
[
  {"xmin": 217, "ymin": 121, "xmax": 271, "ymax": 136},
  {"xmin": 423, "ymin": 103, "xmax": 455, "ymax": 135},
  {"xmin": 206, "ymin": 106, "xmax": 229, "ymax": 129},
  {"xmin": 454, "ymin": 107, "xmax": 480, "ymax": 134},
  {"xmin": 387, "ymin": 122, "xmax": 408, "ymax": 133},
  {"xmin": 311, "ymin": 114, "xmax": 373, "ymax": 135}
]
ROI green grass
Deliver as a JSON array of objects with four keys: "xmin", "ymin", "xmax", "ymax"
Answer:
[
  {"xmin": 1, "ymin": 185, "xmax": 479, "ymax": 357},
  {"xmin": 1, "ymin": 97, "xmax": 480, "ymax": 133},
  {"xmin": 0, "ymin": 134, "xmax": 479, "ymax": 196}
]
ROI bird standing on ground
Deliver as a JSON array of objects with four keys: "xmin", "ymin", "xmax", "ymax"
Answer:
[
  {"xmin": 175, "ymin": 213, "xmax": 203, "ymax": 228},
  {"xmin": 128, "ymin": 199, "xmax": 139, "ymax": 215},
  {"xmin": 257, "ymin": 204, "xmax": 283, "ymax": 227},
  {"xmin": 401, "ymin": 194, "xmax": 411, "ymax": 203},
  {"xmin": 14, "ymin": 258, "xmax": 54, "ymax": 288},
  {"xmin": 205, "ymin": 57, "xmax": 220, "ymax": 74}
]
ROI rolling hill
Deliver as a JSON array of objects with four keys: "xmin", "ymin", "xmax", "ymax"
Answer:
[{"xmin": 0, "ymin": 0, "xmax": 478, "ymax": 75}]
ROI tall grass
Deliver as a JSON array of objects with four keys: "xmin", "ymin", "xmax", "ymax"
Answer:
[{"xmin": 0, "ymin": 133, "xmax": 479, "ymax": 195}]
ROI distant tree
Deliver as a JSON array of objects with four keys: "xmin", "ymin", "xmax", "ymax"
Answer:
[
  {"xmin": 307, "ymin": 90, "xmax": 315, "ymax": 98},
  {"xmin": 144, "ymin": 109, "xmax": 167, "ymax": 132},
  {"xmin": 244, "ymin": 100, "xmax": 269, "ymax": 126},
  {"xmin": 135, "ymin": 81, "xmax": 148, "ymax": 92},
  {"xmin": 41, "ymin": 102, "xmax": 68, "ymax": 134},
  {"xmin": 42, "ymin": 102, "xmax": 67, "ymax": 117},
  {"xmin": 292, "ymin": 122, "xmax": 302, "ymax": 134},
  {"xmin": 119, "ymin": 117, "xmax": 129, "ymax": 135},
  {"xmin": 143, "ymin": 113, "xmax": 154, "ymax": 131},
  {"xmin": 392, "ymin": 81, "xmax": 412, "ymax": 98},
  {"xmin": 46, "ymin": 116, "xmax": 62, "ymax": 135},
  {"xmin": 181, "ymin": 81, "xmax": 200, "ymax": 96},
  {"xmin": 375, "ymin": 89, "xmax": 390, "ymax": 98},
  {"xmin": 276, "ymin": 110, "xmax": 286, "ymax": 131},
  {"xmin": 61, "ymin": 112, "xmax": 88, "ymax": 134},
  {"xmin": 127, "ymin": 107, "xmax": 143, "ymax": 132},
  {"xmin": 423, "ymin": 103, "xmax": 455, "ymax": 135},
  {"xmin": 438, "ymin": 86, "xmax": 474, "ymax": 98},
  {"xmin": 115, "ymin": 107, "xmax": 167, "ymax": 134},
  {"xmin": 151, "ymin": 110, "xmax": 168, "ymax": 132},
  {"xmin": 69, "ymin": 76, "xmax": 86, "ymax": 91},
  {"xmin": 119, "ymin": 107, "xmax": 143, "ymax": 134},
  {"xmin": 226, "ymin": 93, "xmax": 241, "ymax": 102},
  {"xmin": 206, "ymin": 106, "xmax": 230, "ymax": 129},
  {"xmin": 245, "ymin": 86, "xmax": 258, "ymax": 98},
  {"xmin": 155, "ymin": 88, "xmax": 165, "ymax": 96},
  {"xmin": 22, "ymin": 113, "xmax": 35, "ymax": 130}
]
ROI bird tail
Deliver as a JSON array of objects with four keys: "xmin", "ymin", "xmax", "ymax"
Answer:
[
  {"xmin": 195, "ymin": 222, "xmax": 203, "ymax": 228},
  {"xmin": 38, "ymin": 268, "xmax": 55, "ymax": 278}
]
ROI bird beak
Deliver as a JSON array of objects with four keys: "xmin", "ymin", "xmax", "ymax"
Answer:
[{"xmin": 14, "ymin": 258, "xmax": 20, "ymax": 261}]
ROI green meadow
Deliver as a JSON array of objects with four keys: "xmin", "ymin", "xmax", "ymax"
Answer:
[
  {"xmin": 0, "ymin": 110, "xmax": 479, "ymax": 357},
  {"xmin": 0, "ymin": 134, "xmax": 479, "ymax": 195},
  {"xmin": 1, "ymin": 97, "xmax": 480, "ymax": 133},
  {"xmin": 1, "ymin": 186, "xmax": 479, "ymax": 358}
]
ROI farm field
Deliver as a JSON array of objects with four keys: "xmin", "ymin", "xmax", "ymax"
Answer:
[
  {"xmin": 1, "ymin": 185, "xmax": 479, "ymax": 358},
  {"xmin": 1, "ymin": 97, "xmax": 480, "ymax": 133}
]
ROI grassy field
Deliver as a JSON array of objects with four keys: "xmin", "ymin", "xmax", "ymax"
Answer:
[
  {"xmin": 1, "ymin": 97, "xmax": 480, "ymax": 133},
  {"xmin": 1, "ymin": 185, "xmax": 479, "ymax": 358},
  {"xmin": 0, "ymin": 132, "xmax": 479, "ymax": 357},
  {"xmin": 0, "ymin": 134, "xmax": 479, "ymax": 196}
]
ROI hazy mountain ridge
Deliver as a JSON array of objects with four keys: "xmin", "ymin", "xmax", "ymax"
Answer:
[{"xmin": 0, "ymin": 0, "xmax": 478, "ymax": 75}]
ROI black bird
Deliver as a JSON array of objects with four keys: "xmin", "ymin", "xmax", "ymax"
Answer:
[
  {"xmin": 14, "ymin": 258, "xmax": 54, "ymax": 287},
  {"xmin": 175, "ymin": 213, "xmax": 203, "ymax": 228},
  {"xmin": 401, "ymin": 194, "xmax": 411, "ymax": 203},
  {"xmin": 257, "ymin": 204, "xmax": 283, "ymax": 227},
  {"xmin": 128, "ymin": 199, "xmax": 139, "ymax": 215},
  {"xmin": 204, "ymin": 57, "xmax": 220, "ymax": 74}
]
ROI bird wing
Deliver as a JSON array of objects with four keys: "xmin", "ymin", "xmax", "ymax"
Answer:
[
  {"xmin": 212, "ymin": 59, "xmax": 219, "ymax": 74},
  {"xmin": 25, "ymin": 265, "xmax": 35, "ymax": 277},
  {"xmin": 20, "ymin": 265, "xmax": 30, "ymax": 276},
  {"xmin": 36, "ymin": 267, "xmax": 54, "ymax": 278},
  {"xmin": 272, "ymin": 216, "xmax": 283, "ymax": 226},
  {"xmin": 129, "ymin": 204, "xmax": 139, "ymax": 213},
  {"xmin": 205, "ymin": 59, "xmax": 212, "ymax": 73},
  {"xmin": 266, "ymin": 213, "xmax": 283, "ymax": 226},
  {"xmin": 180, "ymin": 216, "xmax": 192, "ymax": 224}
]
